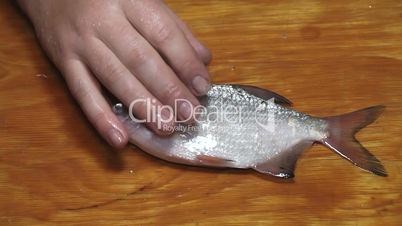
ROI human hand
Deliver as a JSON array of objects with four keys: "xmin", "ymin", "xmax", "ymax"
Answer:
[{"xmin": 17, "ymin": 0, "xmax": 211, "ymax": 148}]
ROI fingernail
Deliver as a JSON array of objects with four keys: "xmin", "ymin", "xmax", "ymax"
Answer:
[
  {"xmin": 178, "ymin": 101, "xmax": 193, "ymax": 122},
  {"xmin": 192, "ymin": 76, "xmax": 210, "ymax": 96},
  {"xmin": 107, "ymin": 128, "xmax": 124, "ymax": 147}
]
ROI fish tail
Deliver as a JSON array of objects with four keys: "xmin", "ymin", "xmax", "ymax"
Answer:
[{"xmin": 321, "ymin": 105, "xmax": 387, "ymax": 176}]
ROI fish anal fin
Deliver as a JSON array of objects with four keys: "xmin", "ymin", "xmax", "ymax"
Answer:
[
  {"xmin": 196, "ymin": 155, "xmax": 234, "ymax": 167},
  {"xmin": 232, "ymin": 84, "xmax": 292, "ymax": 106},
  {"xmin": 254, "ymin": 162, "xmax": 295, "ymax": 178},
  {"xmin": 254, "ymin": 141, "xmax": 312, "ymax": 178}
]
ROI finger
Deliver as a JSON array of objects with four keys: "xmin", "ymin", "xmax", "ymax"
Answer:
[
  {"xmin": 161, "ymin": 4, "xmax": 211, "ymax": 64},
  {"xmin": 82, "ymin": 38, "xmax": 175, "ymax": 135},
  {"xmin": 123, "ymin": 0, "xmax": 211, "ymax": 96},
  {"xmin": 62, "ymin": 58, "xmax": 128, "ymax": 148},
  {"xmin": 98, "ymin": 17, "xmax": 199, "ymax": 122}
]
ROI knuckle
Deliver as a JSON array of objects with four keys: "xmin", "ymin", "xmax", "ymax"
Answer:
[
  {"xmin": 70, "ymin": 78, "xmax": 89, "ymax": 100},
  {"xmin": 106, "ymin": 63, "xmax": 125, "ymax": 77},
  {"xmin": 153, "ymin": 23, "xmax": 174, "ymax": 45},
  {"xmin": 52, "ymin": 39, "xmax": 69, "ymax": 60},
  {"xmin": 42, "ymin": 33, "xmax": 75, "ymax": 65},
  {"xmin": 95, "ymin": 58, "xmax": 125, "ymax": 87},
  {"xmin": 71, "ymin": 18, "xmax": 95, "ymax": 38},
  {"xmin": 101, "ymin": 62, "xmax": 126, "ymax": 87},
  {"xmin": 126, "ymin": 45, "xmax": 148, "ymax": 67},
  {"xmin": 163, "ymin": 83, "xmax": 183, "ymax": 102},
  {"xmin": 80, "ymin": 33, "xmax": 96, "ymax": 44},
  {"xmin": 110, "ymin": 22, "xmax": 131, "ymax": 36}
]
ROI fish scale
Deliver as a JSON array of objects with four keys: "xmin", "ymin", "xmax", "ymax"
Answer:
[{"xmin": 114, "ymin": 84, "xmax": 387, "ymax": 178}]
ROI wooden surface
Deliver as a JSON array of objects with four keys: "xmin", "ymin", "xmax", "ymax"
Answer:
[{"xmin": 0, "ymin": 0, "xmax": 401, "ymax": 225}]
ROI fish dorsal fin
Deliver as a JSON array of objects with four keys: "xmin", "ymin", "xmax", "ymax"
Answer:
[
  {"xmin": 253, "ymin": 141, "xmax": 312, "ymax": 178},
  {"xmin": 232, "ymin": 84, "xmax": 292, "ymax": 106}
]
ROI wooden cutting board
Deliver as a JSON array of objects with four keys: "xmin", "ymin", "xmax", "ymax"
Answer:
[{"xmin": 0, "ymin": 0, "xmax": 401, "ymax": 225}]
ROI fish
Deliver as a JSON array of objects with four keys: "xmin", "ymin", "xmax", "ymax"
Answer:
[{"xmin": 112, "ymin": 84, "xmax": 387, "ymax": 178}]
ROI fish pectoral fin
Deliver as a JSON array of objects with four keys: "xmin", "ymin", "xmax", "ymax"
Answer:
[
  {"xmin": 232, "ymin": 84, "xmax": 292, "ymax": 106},
  {"xmin": 253, "ymin": 141, "xmax": 312, "ymax": 178},
  {"xmin": 196, "ymin": 155, "xmax": 234, "ymax": 167}
]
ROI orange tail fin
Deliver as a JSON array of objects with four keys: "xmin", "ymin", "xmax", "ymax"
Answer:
[{"xmin": 321, "ymin": 106, "xmax": 387, "ymax": 176}]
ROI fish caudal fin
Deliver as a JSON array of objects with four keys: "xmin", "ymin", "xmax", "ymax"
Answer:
[{"xmin": 321, "ymin": 105, "xmax": 387, "ymax": 176}]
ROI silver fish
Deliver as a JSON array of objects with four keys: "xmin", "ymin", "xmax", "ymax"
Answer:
[{"xmin": 113, "ymin": 84, "xmax": 386, "ymax": 178}]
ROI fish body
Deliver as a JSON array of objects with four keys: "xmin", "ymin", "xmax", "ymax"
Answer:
[{"xmin": 114, "ymin": 84, "xmax": 386, "ymax": 178}]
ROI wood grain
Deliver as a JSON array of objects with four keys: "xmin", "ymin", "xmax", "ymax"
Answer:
[{"xmin": 0, "ymin": 0, "xmax": 401, "ymax": 225}]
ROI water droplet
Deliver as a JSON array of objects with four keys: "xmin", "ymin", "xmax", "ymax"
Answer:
[
  {"xmin": 35, "ymin": 74, "xmax": 48, "ymax": 79},
  {"xmin": 129, "ymin": 170, "xmax": 134, "ymax": 174}
]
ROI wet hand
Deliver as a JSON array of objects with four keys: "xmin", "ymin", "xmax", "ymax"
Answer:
[{"xmin": 17, "ymin": 0, "xmax": 211, "ymax": 148}]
